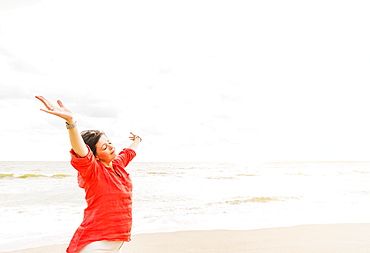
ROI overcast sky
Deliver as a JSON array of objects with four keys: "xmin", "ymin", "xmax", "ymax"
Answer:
[{"xmin": 1, "ymin": 0, "xmax": 370, "ymax": 162}]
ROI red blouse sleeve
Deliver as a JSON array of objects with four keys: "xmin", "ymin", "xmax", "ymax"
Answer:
[
  {"xmin": 115, "ymin": 148, "xmax": 136, "ymax": 168},
  {"xmin": 70, "ymin": 145, "xmax": 99, "ymax": 188}
]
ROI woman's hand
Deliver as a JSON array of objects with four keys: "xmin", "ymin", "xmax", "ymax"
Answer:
[
  {"xmin": 129, "ymin": 132, "xmax": 142, "ymax": 142},
  {"xmin": 35, "ymin": 96, "xmax": 74, "ymax": 124},
  {"xmin": 36, "ymin": 95, "xmax": 88, "ymax": 157},
  {"xmin": 128, "ymin": 132, "xmax": 141, "ymax": 151}
]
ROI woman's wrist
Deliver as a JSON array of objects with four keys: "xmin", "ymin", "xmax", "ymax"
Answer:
[
  {"xmin": 65, "ymin": 117, "xmax": 74, "ymax": 124},
  {"xmin": 134, "ymin": 135, "xmax": 142, "ymax": 142},
  {"xmin": 66, "ymin": 120, "xmax": 77, "ymax": 129}
]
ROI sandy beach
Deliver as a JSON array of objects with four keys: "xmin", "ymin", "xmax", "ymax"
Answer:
[{"xmin": 3, "ymin": 223, "xmax": 370, "ymax": 253}]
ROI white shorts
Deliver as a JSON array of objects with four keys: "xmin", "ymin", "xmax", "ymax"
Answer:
[{"xmin": 79, "ymin": 240, "xmax": 124, "ymax": 253}]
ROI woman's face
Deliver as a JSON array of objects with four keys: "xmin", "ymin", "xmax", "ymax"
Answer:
[{"xmin": 95, "ymin": 135, "xmax": 117, "ymax": 165}]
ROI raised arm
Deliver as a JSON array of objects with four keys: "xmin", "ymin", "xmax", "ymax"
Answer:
[
  {"xmin": 128, "ymin": 132, "xmax": 142, "ymax": 151},
  {"xmin": 35, "ymin": 96, "xmax": 88, "ymax": 157}
]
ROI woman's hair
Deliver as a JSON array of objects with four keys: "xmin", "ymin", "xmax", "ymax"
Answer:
[{"xmin": 81, "ymin": 130, "xmax": 105, "ymax": 156}]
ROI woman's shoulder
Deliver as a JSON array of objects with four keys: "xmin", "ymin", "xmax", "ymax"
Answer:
[{"xmin": 70, "ymin": 146, "xmax": 99, "ymax": 170}]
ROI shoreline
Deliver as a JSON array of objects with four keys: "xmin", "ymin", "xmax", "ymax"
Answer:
[{"xmin": 4, "ymin": 223, "xmax": 370, "ymax": 253}]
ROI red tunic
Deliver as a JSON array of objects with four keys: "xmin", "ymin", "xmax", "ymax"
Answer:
[{"xmin": 66, "ymin": 147, "xmax": 136, "ymax": 253}]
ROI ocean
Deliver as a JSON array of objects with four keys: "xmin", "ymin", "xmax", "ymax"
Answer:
[{"xmin": 1, "ymin": 161, "xmax": 370, "ymax": 252}]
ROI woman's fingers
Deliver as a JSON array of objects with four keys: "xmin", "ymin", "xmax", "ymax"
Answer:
[
  {"xmin": 36, "ymin": 96, "xmax": 74, "ymax": 122},
  {"xmin": 129, "ymin": 132, "xmax": 141, "ymax": 142},
  {"xmin": 40, "ymin": 108, "xmax": 57, "ymax": 115},
  {"xmin": 36, "ymin": 96, "xmax": 62, "ymax": 117},
  {"xmin": 36, "ymin": 96, "xmax": 54, "ymax": 111},
  {"xmin": 57, "ymin": 100, "xmax": 64, "ymax": 108},
  {"xmin": 129, "ymin": 132, "xmax": 136, "ymax": 140}
]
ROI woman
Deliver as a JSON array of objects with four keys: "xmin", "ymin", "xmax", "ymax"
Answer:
[{"xmin": 36, "ymin": 96, "xmax": 142, "ymax": 253}]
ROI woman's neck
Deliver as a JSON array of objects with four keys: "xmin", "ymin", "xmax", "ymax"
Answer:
[{"xmin": 100, "ymin": 160, "xmax": 113, "ymax": 168}]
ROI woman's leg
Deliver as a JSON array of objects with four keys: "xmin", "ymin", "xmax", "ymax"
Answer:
[{"xmin": 79, "ymin": 240, "xmax": 124, "ymax": 253}]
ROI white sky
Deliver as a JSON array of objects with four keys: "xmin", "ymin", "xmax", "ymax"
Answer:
[{"xmin": 1, "ymin": 0, "xmax": 370, "ymax": 162}]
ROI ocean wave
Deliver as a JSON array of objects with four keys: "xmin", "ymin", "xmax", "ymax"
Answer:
[
  {"xmin": 353, "ymin": 170, "xmax": 370, "ymax": 174},
  {"xmin": 225, "ymin": 197, "xmax": 282, "ymax": 204},
  {"xmin": 51, "ymin": 174, "xmax": 73, "ymax": 178},
  {"xmin": 289, "ymin": 173, "xmax": 309, "ymax": 176},
  {"xmin": 206, "ymin": 176, "xmax": 235, "ymax": 180},
  {"xmin": 0, "ymin": 173, "xmax": 72, "ymax": 179},
  {"xmin": 17, "ymin": 174, "xmax": 47, "ymax": 178},
  {"xmin": 0, "ymin": 173, "xmax": 14, "ymax": 178},
  {"xmin": 208, "ymin": 196, "xmax": 300, "ymax": 205}
]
